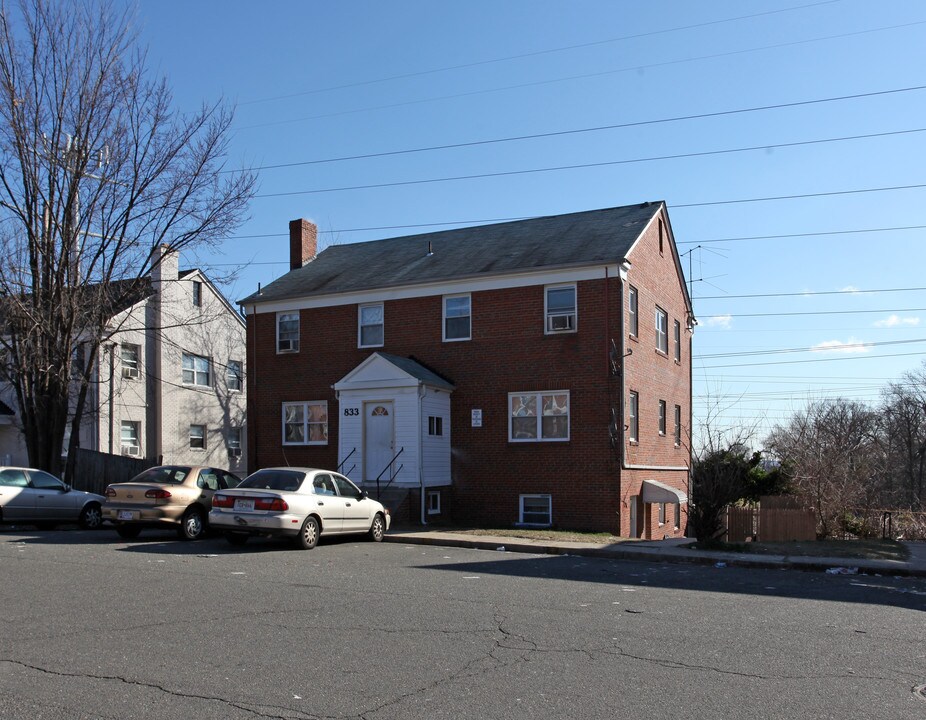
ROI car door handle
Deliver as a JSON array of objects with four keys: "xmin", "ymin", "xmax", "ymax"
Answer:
[
  {"xmin": 345, "ymin": 502, "xmax": 352, "ymax": 507},
  {"xmin": 317, "ymin": 501, "xmax": 325, "ymax": 506}
]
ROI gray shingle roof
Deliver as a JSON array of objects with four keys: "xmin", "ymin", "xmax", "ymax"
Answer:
[
  {"xmin": 241, "ymin": 202, "xmax": 663, "ymax": 305},
  {"xmin": 376, "ymin": 353, "xmax": 455, "ymax": 391}
]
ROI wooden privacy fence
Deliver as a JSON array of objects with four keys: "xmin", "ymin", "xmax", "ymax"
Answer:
[
  {"xmin": 726, "ymin": 496, "xmax": 816, "ymax": 542},
  {"xmin": 69, "ymin": 448, "xmax": 159, "ymax": 495}
]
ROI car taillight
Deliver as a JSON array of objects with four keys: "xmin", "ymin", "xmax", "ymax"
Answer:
[
  {"xmin": 254, "ymin": 497, "xmax": 288, "ymax": 512},
  {"xmin": 212, "ymin": 494, "xmax": 233, "ymax": 508},
  {"xmin": 104, "ymin": 487, "xmax": 116, "ymax": 497},
  {"xmin": 145, "ymin": 488, "xmax": 171, "ymax": 499}
]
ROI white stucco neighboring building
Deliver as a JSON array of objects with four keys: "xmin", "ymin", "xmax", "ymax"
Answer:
[{"xmin": 0, "ymin": 246, "xmax": 247, "ymax": 473}]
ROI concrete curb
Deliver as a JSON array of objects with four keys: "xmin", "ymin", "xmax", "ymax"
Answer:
[{"xmin": 384, "ymin": 532, "xmax": 926, "ymax": 578}]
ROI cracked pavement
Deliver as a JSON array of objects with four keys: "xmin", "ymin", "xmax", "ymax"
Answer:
[{"xmin": 1, "ymin": 528, "xmax": 924, "ymax": 719}]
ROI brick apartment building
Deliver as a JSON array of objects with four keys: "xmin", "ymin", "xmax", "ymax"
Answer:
[{"xmin": 241, "ymin": 203, "xmax": 693, "ymax": 538}]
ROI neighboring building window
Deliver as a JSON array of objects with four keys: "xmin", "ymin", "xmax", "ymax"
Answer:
[
  {"xmin": 227, "ymin": 360, "xmax": 243, "ymax": 391},
  {"xmin": 427, "ymin": 490, "xmax": 441, "ymax": 515},
  {"xmin": 520, "ymin": 494, "xmax": 552, "ymax": 526},
  {"xmin": 192, "ymin": 281, "xmax": 202, "ymax": 307},
  {"xmin": 628, "ymin": 286, "xmax": 638, "ymax": 337},
  {"xmin": 182, "ymin": 353, "xmax": 211, "ymax": 387},
  {"xmin": 675, "ymin": 503, "xmax": 681, "ymax": 529},
  {"xmin": 120, "ymin": 421, "xmax": 140, "ymax": 456},
  {"xmin": 655, "ymin": 306, "xmax": 668, "ymax": 354},
  {"xmin": 443, "ymin": 294, "xmax": 471, "ymax": 341},
  {"xmin": 359, "ymin": 303, "xmax": 384, "ymax": 347},
  {"xmin": 545, "ymin": 284, "xmax": 576, "ymax": 333},
  {"xmin": 628, "ymin": 391, "xmax": 639, "ymax": 442},
  {"xmin": 509, "ymin": 391, "xmax": 570, "ymax": 442},
  {"xmin": 658, "ymin": 400, "xmax": 666, "ymax": 436},
  {"xmin": 659, "ymin": 502, "xmax": 666, "ymax": 525},
  {"xmin": 658, "ymin": 219, "xmax": 665, "ymax": 255},
  {"xmin": 121, "ymin": 344, "xmax": 140, "ymax": 380},
  {"xmin": 428, "ymin": 416, "xmax": 443, "ymax": 436},
  {"xmin": 674, "ymin": 319, "xmax": 681, "ymax": 362},
  {"xmin": 282, "ymin": 401, "xmax": 328, "ymax": 445},
  {"xmin": 674, "ymin": 404, "xmax": 682, "ymax": 446},
  {"xmin": 189, "ymin": 424, "xmax": 206, "ymax": 450},
  {"xmin": 227, "ymin": 427, "xmax": 242, "ymax": 458},
  {"xmin": 277, "ymin": 312, "xmax": 300, "ymax": 353}
]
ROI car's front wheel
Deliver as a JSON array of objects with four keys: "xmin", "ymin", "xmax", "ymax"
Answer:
[
  {"xmin": 294, "ymin": 516, "xmax": 319, "ymax": 550},
  {"xmin": 368, "ymin": 513, "xmax": 386, "ymax": 542},
  {"xmin": 79, "ymin": 502, "xmax": 103, "ymax": 530},
  {"xmin": 178, "ymin": 508, "xmax": 206, "ymax": 540},
  {"xmin": 116, "ymin": 525, "xmax": 141, "ymax": 539}
]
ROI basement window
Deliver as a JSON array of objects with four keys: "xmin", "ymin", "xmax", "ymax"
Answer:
[{"xmin": 519, "ymin": 494, "xmax": 552, "ymax": 527}]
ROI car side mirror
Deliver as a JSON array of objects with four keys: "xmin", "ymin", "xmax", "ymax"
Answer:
[
  {"xmin": 360, "ymin": 490, "xmax": 369, "ymax": 500},
  {"xmin": 63, "ymin": 485, "xmax": 71, "ymax": 493}
]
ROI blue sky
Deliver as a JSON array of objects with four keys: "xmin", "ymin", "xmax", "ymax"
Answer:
[{"xmin": 129, "ymin": 0, "xmax": 926, "ymax": 447}]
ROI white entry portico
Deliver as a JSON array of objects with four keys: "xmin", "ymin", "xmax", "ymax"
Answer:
[{"xmin": 333, "ymin": 353, "xmax": 454, "ymax": 493}]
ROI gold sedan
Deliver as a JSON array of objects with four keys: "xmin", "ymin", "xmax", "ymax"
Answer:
[{"xmin": 103, "ymin": 465, "xmax": 240, "ymax": 540}]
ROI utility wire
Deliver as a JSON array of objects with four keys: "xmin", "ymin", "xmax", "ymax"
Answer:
[
  {"xmin": 703, "ymin": 307, "xmax": 926, "ymax": 319},
  {"xmin": 698, "ymin": 349, "xmax": 926, "ymax": 369},
  {"xmin": 233, "ymin": 84, "xmax": 926, "ymax": 173},
  {"xmin": 698, "ymin": 286, "xmax": 926, "ymax": 300},
  {"xmin": 253, "ymin": 129, "xmax": 926, "ymax": 198},
  {"xmin": 240, "ymin": 0, "xmax": 841, "ymax": 106},
  {"xmin": 695, "ymin": 337, "xmax": 926, "ymax": 359}
]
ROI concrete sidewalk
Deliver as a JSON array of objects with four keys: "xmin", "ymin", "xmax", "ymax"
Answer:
[{"xmin": 384, "ymin": 530, "xmax": 926, "ymax": 578}]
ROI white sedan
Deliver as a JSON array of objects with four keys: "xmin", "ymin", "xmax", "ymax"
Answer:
[{"xmin": 209, "ymin": 467, "xmax": 390, "ymax": 550}]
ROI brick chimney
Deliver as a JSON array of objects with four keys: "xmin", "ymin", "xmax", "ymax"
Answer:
[{"xmin": 289, "ymin": 219, "xmax": 317, "ymax": 270}]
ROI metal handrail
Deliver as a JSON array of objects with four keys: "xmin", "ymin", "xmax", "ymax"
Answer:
[
  {"xmin": 374, "ymin": 447, "xmax": 404, "ymax": 498},
  {"xmin": 337, "ymin": 448, "xmax": 357, "ymax": 472}
]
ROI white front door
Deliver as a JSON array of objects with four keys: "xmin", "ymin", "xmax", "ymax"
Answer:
[{"xmin": 364, "ymin": 401, "xmax": 395, "ymax": 484}]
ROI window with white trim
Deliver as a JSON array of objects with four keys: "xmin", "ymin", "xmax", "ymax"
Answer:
[
  {"xmin": 277, "ymin": 312, "xmax": 299, "ymax": 353},
  {"xmin": 545, "ymin": 284, "xmax": 576, "ymax": 333},
  {"xmin": 509, "ymin": 391, "xmax": 569, "ymax": 442},
  {"xmin": 674, "ymin": 319, "xmax": 681, "ymax": 362},
  {"xmin": 182, "ymin": 353, "xmax": 211, "ymax": 387},
  {"xmin": 428, "ymin": 416, "xmax": 443, "ymax": 436},
  {"xmin": 192, "ymin": 281, "xmax": 202, "ymax": 307},
  {"xmin": 519, "ymin": 494, "xmax": 552, "ymax": 526},
  {"xmin": 282, "ymin": 401, "xmax": 328, "ymax": 445},
  {"xmin": 227, "ymin": 427, "xmax": 242, "ymax": 456},
  {"xmin": 359, "ymin": 303, "xmax": 384, "ymax": 347},
  {"xmin": 674, "ymin": 404, "xmax": 682, "ymax": 446},
  {"xmin": 655, "ymin": 306, "xmax": 668, "ymax": 354},
  {"xmin": 628, "ymin": 286, "xmax": 638, "ymax": 337},
  {"xmin": 189, "ymin": 424, "xmax": 206, "ymax": 450},
  {"xmin": 427, "ymin": 490, "xmax": 441, "ymax": 515},
  {"xmin": 443, "ymin": 294, "xmax": 471, "ymax": 341},
  {"xmin": 120, "ymin": 421, "xmax": 140, "ymax": 455},
  {"xmin": 659, "ymin": 502, "xmax": 666, "ymax": 525},
  {"xmin": 658, "ymin": 400, "xmax": 667, "ymax": 436},
  {"xmin": 628, "ymin": 391, "xmax": 639, "ymax": 442},
  {"xmin": 121, "ymin": 344, "xmax": 140, "ymax": 379},
  {"xmin": 227, "ymin": 360, "xmax": 243, "ymax": 391}
]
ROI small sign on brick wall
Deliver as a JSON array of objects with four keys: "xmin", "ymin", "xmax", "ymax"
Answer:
[{"xmin": 471, "ymin": 409, "xmax": 482, "ymax": 427}]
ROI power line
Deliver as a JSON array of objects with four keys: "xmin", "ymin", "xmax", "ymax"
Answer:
[
  {"xmin": 253, "ymin": 130, "xmax": 926, "ymax": 198},
  {"xmin": 239, "ymin": 1, "xmax": 840, "ymax": 106},
  {"xmin": 238, "ymin": 19, "xmax": 925, "ymax": 131},
  {"xmin": 698, "ymin": 349, "xmax": 926, "ymax": 369},
  {"xmin": 702, "ymin": 307, "xmax": 926, "ymax": 319},
  {"xmin": 678, "ymin": 223, "xmax": 926, "ymax": 246},
  {"xmin": 697, "ymin": 286, "xmax": 926, "ymax": 300},
  {"xmin": 232, "ymin": 84, "xmax": 926, "ymax": 173},
  {"xmin": 695, "ymin": 337, "xmax": 926, "ymax": 360}
]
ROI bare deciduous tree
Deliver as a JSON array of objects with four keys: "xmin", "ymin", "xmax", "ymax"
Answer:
[{"xmin": 0, "ymin": 0, "xmax": 255, "ymax": 476}]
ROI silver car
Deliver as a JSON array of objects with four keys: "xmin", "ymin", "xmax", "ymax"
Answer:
[
  {"xmin": 0, "ymin": 466, "xmax": 105, "ymax": 529},
  {"xmin": 209, "ymin": 467, "xmax": 391, "ymax": 549}
]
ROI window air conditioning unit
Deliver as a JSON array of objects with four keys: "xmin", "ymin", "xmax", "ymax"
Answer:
[
  {"xmin": 122, "ymin": 367, "xmax": 139, "ymax": 379},
  {"xmin": 121, "ymin": 445, "xmax": 139, "ymax": 457},
  {"xmin": 228, "ymin": 448, "xmax": 242, "ymax": 458},
  {"xmin": 548, "ymin": 314, "xmax": 575, "ymax": 332}
]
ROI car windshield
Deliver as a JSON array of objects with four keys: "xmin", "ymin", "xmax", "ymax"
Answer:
[
  {"xmin": 238, "ymin": 469, "xmax": 305, "ymax": 492},
  {"xmin": 130, "ymin": 466, "xmax": 191, "ymax": 485}
]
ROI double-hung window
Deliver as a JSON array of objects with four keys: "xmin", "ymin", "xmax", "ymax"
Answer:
[
  {"xmin": 443, "ymin": 294, "xmax": 471, "ymax": 341},
  {"xmin": 520, "ymin": 494, "xmax": 552, "ymax": 526},
  {"xmin": 674, "ymin": 404, "xmax": 682, "ymax": 446},
  {"xmin": 545, "ymin": 285, "xmax": 576, "ymax": 333},
  {"xmin": 509, "ymin": 391, "xmax": 569, "ymax": 442},
  {"xmin": 655, "ymin": 306, "xmax": 668, "ymax": 354},
  {"xmin": 227, "ymin": 360, "xmax": 243, "ymax": 391},
  {"xmin": 121, "ymin": 344, "xmax": 140, "ymax": 380},
  {"xmin": 628, "ymin": 391, "xmax": 639, "ymax": 442},
  {"xmin": 227, "ymin": 428, "xmax": 242, "ymax": 457},
  {"xmin": 182, "ymin": 353, "xmax": 211, "ymax": 387},
  {"xmin": 359, "ymin": 303, "xmax": 384, "ymax": 347},
  {"xmin": 628, "ymin": 286, "xmax": 638, "ymax": 337},
  {"xmin": 120, "ymin": 421, "xmax": 140, "ymax": 456},
  {"xmin": 282, "ymin": 401, "xmax": 328, "ymax": 445},
  {"xmin": 277, "ymin": 312, "xmax": 300, "ymax": 353},
  {"xmin": 674, "ymin": 319, "xmax": 681, "ymax": 362},
  {"xmin": 658, "ymin": 400, "xmax": 667, "ymax": 436},
  {"xmin": 189, "ymin": 424, "xmax": 206, "ymax": 450}
]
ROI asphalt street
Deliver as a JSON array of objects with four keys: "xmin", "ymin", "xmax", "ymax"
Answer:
[{"xmin": 1, "ymin": 527, "xmax": 924, "ymax": 720}]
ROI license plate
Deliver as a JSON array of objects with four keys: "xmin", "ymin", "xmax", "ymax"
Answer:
[
  {"xmin": 117, "ymin": 510, "xmax": 135, "ymax": 521},
  {"xmin": 234, "ymin": 499, "xmax": 255, "ymax": 512}
]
